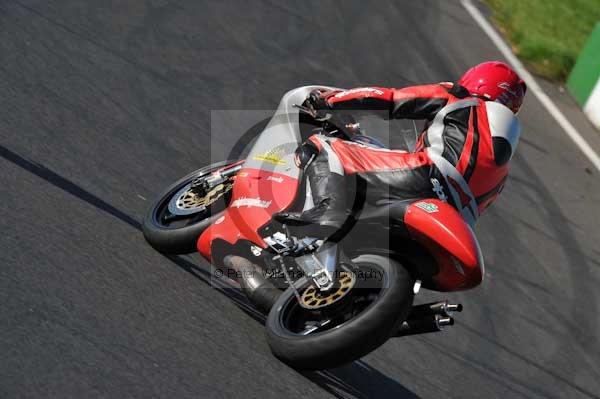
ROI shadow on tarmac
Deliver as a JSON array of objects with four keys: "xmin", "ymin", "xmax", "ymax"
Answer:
[{"xmin": 0, "ymin": 143, "xmax": 420, "ymax": 398}]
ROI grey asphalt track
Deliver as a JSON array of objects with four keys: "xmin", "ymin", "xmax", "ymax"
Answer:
[{"xmin": 2, "ymin": 1, "xmax": 600, "ymax": 398}]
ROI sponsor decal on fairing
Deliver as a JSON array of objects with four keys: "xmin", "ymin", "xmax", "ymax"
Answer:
[
  {"xmin": 230, "ymin": 197, "xmax": 272, "ymax": 208},
  {"xmin": 415, "ymin": 201, "xmax": 439, "ymax": 213},
  {"xmin": 252, "ymin": 148, "xmax": 287, "ymax": 166}
]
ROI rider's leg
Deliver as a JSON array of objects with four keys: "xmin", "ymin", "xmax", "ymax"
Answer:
[
  {"xmin": 274, "ymin": 134, "xmax": 435, "ymax": 228},
  {"xmin": 331, "ymin": 139, "xmax": 434, "ymax": 204},
  {"xmin": 273, "ymin": 137, "xmax": 348, "ymax": 229}
]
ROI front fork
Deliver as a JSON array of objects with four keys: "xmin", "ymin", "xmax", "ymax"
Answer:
[{"xmin": 190, "ymin": 161, "xmax": 244, "ymax": 195}]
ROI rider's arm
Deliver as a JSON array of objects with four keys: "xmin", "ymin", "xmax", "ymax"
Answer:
[
  {"xmin": 324, "ymin": 87, "xmax": 395, "ymax": 113},
  {"xmin": 390, "ymin": 83, "xmax": 453, "ymax": 119},
  {"xmin": 323, "ymin": 83, "xmax": 454, "ymax": 120}
]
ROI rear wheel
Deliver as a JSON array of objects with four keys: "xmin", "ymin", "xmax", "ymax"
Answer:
[
  {"xmin": 142, "ymin": 160, "xmax": 239, "ymax": 254},
  {"xmin": 266, "ymin": 254, "xmax": 414, "ymax": 370}
]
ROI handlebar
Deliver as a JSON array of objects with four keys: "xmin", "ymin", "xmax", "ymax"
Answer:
[{"xmin": 293, "ymin": 103, "xmax": 360, "ymax": 140}]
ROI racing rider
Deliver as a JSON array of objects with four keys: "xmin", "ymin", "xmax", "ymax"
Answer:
[{"xmin": 274, "ymin": 61, "xmax": 526, "ymax": 229}]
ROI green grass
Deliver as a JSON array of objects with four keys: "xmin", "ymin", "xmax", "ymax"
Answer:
[{"xmin": 485, "ymin": 0, "xmax": 600, "ymax": 81}]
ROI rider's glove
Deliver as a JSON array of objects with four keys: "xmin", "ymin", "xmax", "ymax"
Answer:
[
  {"xmin": 305, "ymin": 89, "xmax": 340, "ymax": 122},
  {"xmin": 306, "ymin": 89, "xmax": 332, "ymax": 112}
]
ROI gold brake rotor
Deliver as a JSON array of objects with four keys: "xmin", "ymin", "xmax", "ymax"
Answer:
[
  {"xmin": 300, "ymin": 271, "xmax": 356, "ymax": 309},
  {"xmin": 176, "ymin": 182, "xmax": 233, "ymax": 210}
]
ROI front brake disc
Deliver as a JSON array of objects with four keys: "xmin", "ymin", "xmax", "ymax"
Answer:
[{"xmin": 168, "ymin": 182, "xmax": 232, "ymax": 216}]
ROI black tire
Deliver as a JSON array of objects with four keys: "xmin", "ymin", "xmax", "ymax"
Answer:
[
  {"xmin": 266, "ymin": 254, "xmax": 414, "ymax": 370},
  {"xmin": 142, "ymin": 160, "xmax": 238, "ymax": 254}
]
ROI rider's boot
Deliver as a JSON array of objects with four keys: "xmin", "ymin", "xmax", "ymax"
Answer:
[{"xmin": 274, "ymin": 154, "xmax": 347, "ymax": 230}]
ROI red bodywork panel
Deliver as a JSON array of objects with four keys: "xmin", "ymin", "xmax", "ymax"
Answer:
[
  {"xmin": 404, "ymin": 200, "xmax": 484, "ymax": 291},
  {"xmin": 198, "ymin": 168, "xmax": 298, "ymax": 261},
  {"xmin": 198, "ymin": 168, "xmax": 483, "ymax": 292}
]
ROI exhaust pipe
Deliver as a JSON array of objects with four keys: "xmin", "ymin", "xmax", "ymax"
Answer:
[
  {"xmin": 223, "ymin": 256, "xmax": 281, "ymax": 314},
  {"xmin": 395, "ymin": 314, "xmax": 454, "ymax": 337},
  {"xmin": 394, "ymin": 300, "xmax": 462, "ymax": 337},
  {"xmin": 410, "ymin": 300, "xmax": 462, "ymax": 317}
]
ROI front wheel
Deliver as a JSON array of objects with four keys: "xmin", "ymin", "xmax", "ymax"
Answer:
[
  {"xmin": 142, "ymin": 160, "xmax": 239, "ymax": 254},
  {"xmin": 266, "ymin": 254, "xmax": 414, "ymax": 370}
]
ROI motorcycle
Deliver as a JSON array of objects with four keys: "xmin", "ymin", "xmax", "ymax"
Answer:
[{"xmin": 142, "ymin": 86, "xmax": 483, "ymax": 370}]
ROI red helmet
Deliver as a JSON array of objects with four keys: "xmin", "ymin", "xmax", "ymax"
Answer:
[{"xmin": 458, "ymin": 61, "xmax": 527, "ymax": 114}]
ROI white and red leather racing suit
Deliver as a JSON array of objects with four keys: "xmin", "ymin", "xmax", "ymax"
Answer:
[{"xmin": 306, "ymin": 82, "xmax": 522, "ymax": 224}]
